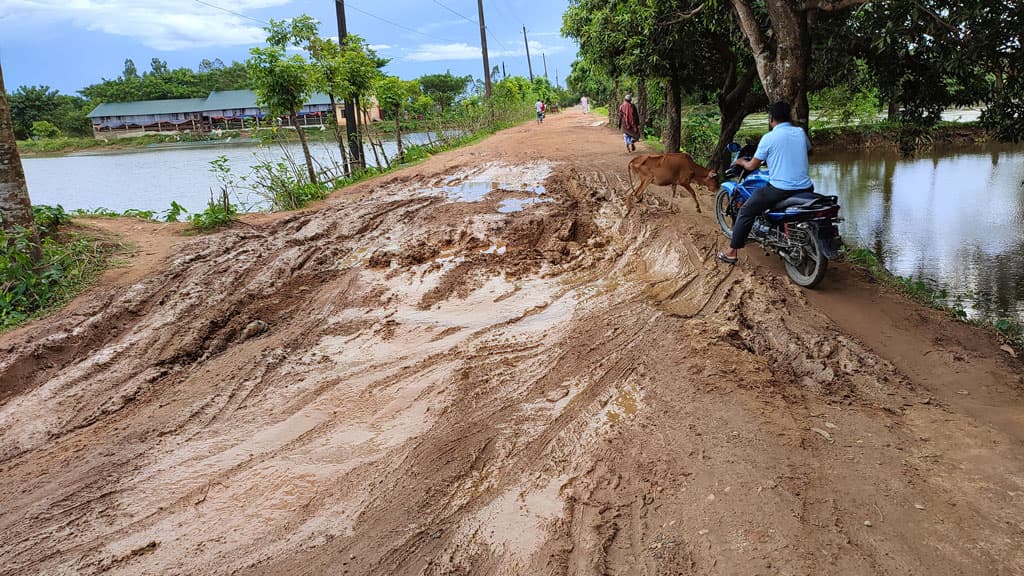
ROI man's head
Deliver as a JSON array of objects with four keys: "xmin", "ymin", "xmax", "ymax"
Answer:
[
  {"xmin": 767, "ymin": 101, "xmax": 792, "ymax": 127},
  {"xmin": 624, "ymin": 94, "xmax": 632, "ymax": 102}
]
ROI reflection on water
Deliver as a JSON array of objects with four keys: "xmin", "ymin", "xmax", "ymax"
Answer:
[
  {"xmin": 811, "ymin": 144, "xmax": 1024, "ymax": 321},
  {"xmin": 21, "ymin": 134, "xmax": 436, "ymax": 214}
]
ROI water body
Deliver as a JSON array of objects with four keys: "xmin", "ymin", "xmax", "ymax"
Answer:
[
  {"xmin": 811, "ymin": 144, "xmax": 1024, "ymax": 321},
  {"xmin": 22, "ymin": 133, "xmax": 438, "ymax": 214}
]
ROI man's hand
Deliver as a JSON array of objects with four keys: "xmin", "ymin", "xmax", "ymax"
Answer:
[{"xmin": 734, "ymin": 156, "xmax": 764, "ymax": 172}]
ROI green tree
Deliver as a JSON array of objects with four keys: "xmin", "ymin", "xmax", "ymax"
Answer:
[
  {"xmin": 31, "ymin": 120, "xmax": 61, "ymax": 139},
  {"xmin": 375, "ymin": 75, "xmax": 419, "ymax": 159},
  {"xmin": 493, "ymin": 75, "xmax": 534, "ymax": 105},
  {"xmin": 565, "ymin": 58, "xmax": 613, "ymax": 106},
  {"xmin": 418, "ymin": 71, "xmax": 471, "ymax": 112},
  {"xmin": 80, "ymin": 60, "xmax": 249, "ymax": 103},
  {"xmin": 564, "ymin": 0, "xmax": 735, "ymax": 153},
  {"xmin": 246, "ymin": 46, "xmax": 318, "ymax": 184},
  {"xmin": 149, "ymin": 58, "xmax": 169, "ymax": 75},
  {"xmin": 264, "ymin": 16, "xmax": 383, "ymax": 172},
  {"xmin": 123, "ymin": 58, "xmax": 138, "ymax": 79}
]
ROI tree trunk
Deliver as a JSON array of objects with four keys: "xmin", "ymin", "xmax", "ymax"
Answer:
[
  {"xmin": 887, "ymin": 99, "xmax": 899, "ymax": 121},
  {"xmin": 663, "ymin": 75, "xmax": 682, "ymax": 153},
  {"xmin": 729, "ymin": 0, "xmax": 812, "ymax": 129},
  {"xmin": 363, "ymin": 108, "xmax": 389, "ymax": 169},
  {"xmin": 609, "ymin": 78, "xmax": 621, "ymax": 127},
  {"xmin": 328, "ymin": 94, "xmax": 351, "ymax": 176},
  {"xmin": 712, "ymin": 64, "xmax": 764, "ymax": 171},
  {"xmin": 0, "ymin": 61, "xmax": 41, "ymax": 262},
  {"xmin": 290, "ymin": 113, "xmax": 318, "ymax": 185},
  {"xmin": 636, "ymin": 77, "xmax": 649, "ymax": 133},
  {"xmin": 395, "ymin": 111, "xmax": 404, "ymax": 162},
  {"xmin": 353, "ymin": 96, "xmax": 366, "ymax": 170}
]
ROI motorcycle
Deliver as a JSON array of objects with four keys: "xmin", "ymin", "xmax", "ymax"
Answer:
[{"xmin": 714, "ymin": 142, "xmax": 843, "ymax": 288}]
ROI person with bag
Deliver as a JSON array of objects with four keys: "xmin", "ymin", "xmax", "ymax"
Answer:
[{"xmin": 618, "ymin": 95, "xmax": 640, "ymax": 152}]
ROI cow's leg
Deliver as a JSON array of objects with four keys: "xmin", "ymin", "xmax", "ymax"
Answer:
[
  {"xmin": 669, "ymin": 183, "xmax": 679, "ymax": 212},
  {"xmin": 634, "ymin": 176, "xmax": 653, "ymax": 205},
  {"xmin": 682, "ymin": 182, "xmax": 701, "ymax": 213}
]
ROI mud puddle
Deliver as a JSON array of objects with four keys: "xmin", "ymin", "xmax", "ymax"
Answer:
[{"xmin": 426, "ymin": 162, "xmax": 551, "ymax": 204}]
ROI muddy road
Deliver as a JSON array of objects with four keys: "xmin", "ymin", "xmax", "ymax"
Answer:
[{"xmin": 2, "ymin": 110, "xmax": 1023, "ymax": 575}]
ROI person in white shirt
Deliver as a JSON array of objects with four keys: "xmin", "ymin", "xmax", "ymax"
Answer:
[{"xmin": 718, "ymin": 101, "xmax": 814, "ymax": 265}]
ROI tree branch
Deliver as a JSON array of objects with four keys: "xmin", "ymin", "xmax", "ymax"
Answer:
[
  {"xmin": 728, "ymin": 0, "xmax": 767, "ymax": 58},
  {"xmin": 912, "ymin": 1, "xmax": 960, "ymax": 35},
  {"xmin": 667, "ymin": 3, "xmax": 706, "ymax": 25},
  {"xmin": 802, "ymin": 0, "xmax": 873, "ymax": 11}
]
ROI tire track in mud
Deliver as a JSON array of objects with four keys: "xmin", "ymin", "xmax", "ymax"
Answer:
[{"xmin": 2, "ymin": 113, "xmax": 1023, "ymax": 575}]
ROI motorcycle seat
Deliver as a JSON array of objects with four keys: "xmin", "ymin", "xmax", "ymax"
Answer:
[{"xmin": 772, "ymin": 192, "xmax": 829, "ymax": 211}]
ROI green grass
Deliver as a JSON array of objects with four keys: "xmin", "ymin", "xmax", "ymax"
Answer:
[
  {"xmin": 17, "ymin": 130, "xmax": 249, "ymax": 156},
  {"xmin": 592, "ymin": 106, "xmax": 609, "ymax": 117},
  {"xmin": 1, "ymin": 211, "xmax": 120, "ymax": 331},
  {"xmin": 844, "ymin": 246, "xmax": 1023, "ymax": 347},
  {"xmin": 642, "ymin": 136, "xmax": 665, "ymax": 152}
]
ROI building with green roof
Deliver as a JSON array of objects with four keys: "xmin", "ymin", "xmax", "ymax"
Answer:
[{"xmin": 86, "ymin": 90, "xmax": 369, "ymax": 138}]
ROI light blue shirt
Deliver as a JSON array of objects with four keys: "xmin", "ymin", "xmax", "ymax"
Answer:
[{"xmin": 753, "ymin": 122, "xmax": 813, "ymax": 190}]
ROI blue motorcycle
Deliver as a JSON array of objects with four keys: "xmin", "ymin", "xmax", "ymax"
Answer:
[{"xmin": 714, "ymin": 143, "xmax": 843, "ymax": 288}]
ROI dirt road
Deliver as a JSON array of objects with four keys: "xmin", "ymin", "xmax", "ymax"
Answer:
[{"xmin": 2, "ymin": 109, "xmax": 1022, "ymax": 576}]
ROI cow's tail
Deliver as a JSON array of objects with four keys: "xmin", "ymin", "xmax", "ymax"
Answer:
[{"xmin": 627, "ymin": 160, "xmax": 635, "ymax": 194}]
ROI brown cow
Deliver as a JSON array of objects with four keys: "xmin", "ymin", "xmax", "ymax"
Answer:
[{"xmin": 627, "ymin": 153, "xmax": 718, "ymax": 213}]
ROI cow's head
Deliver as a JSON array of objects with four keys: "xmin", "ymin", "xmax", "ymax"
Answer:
[{"xmin": 702, "ymin": 170, "xmax": 719, "ymax": 191}]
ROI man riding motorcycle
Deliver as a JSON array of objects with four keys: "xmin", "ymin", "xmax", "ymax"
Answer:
[{"xmin": 718, "ymin": 101, "xmax": 814, "ymax": 265}]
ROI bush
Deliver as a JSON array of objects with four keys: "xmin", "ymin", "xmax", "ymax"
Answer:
[
  {"xmin": 32, "ymin": 204, "xmax": 72, "ymax": 236},
  {"xmin": 31, "ymin": 120, "xmax": 62, "ymax": 139},
  {"xmin": 0, "ymin": 226, "xmax": 113, "ymax": 331},
  {"xmin": 980, "ymin": 96, "xmax": 1024, "ymax": 143},
  {"xmin": 189, "ymin": 188, "xmax": 238, "ymax": 232},
  {"xmin": 682, "ymin": 111, "xmax": 719, "ymax": 164}
]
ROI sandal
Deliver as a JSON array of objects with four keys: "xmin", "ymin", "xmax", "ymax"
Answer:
[{"xmin": 717, "ymin": 251, "xmax": 738, "ymax": 265}]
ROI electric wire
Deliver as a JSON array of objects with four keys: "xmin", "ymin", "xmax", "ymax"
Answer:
[
  {"xmin": 344, "ymin": 1, "xmax": 465, "ymax": 45},
  {"xmin": 429, "ymin": 0, "xmax": 478, "ymax": 25},
  {"xmin": 192, "ymin": 0, "xmax": 270, "ymax": 25}
]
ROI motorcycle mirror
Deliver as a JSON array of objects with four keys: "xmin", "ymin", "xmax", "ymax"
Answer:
[{"xmin": 726, "ymin": 143, "xmax": 741, "ymax": 153}]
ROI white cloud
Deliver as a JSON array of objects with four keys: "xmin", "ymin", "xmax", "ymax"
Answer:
[
  {"xmin": 416, "ymin": 19, "xmax": 470, "ymax": 35},
  {"xmin": 2, "ymin": 0, "xmax": 292, "ymax": 50},
  {"xmin": 406, "ymin": 39, "xmax": 567, "ymax": 62},
  {"xmin": 407, "ymin": 43, "xmax": 482, "ymax": 62},
  {"xmin": 368, "ymin": 44, "xmax": 392, "ymax": 51}
]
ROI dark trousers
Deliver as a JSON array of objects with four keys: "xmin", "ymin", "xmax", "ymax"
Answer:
[{"xmin": 730, "ymin": 183, "xmax": 813, "ymax": 249}]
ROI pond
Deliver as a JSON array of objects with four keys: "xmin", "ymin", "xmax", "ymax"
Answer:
[
  {"xmin": 21, "ymin": 133, "xmax": 438, "ymax": 214},
  {"xmin": 811, "ymin": 144, "xmax": 1024, "ymax": 322}
]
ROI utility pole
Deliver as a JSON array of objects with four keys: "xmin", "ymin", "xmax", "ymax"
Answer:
[
  {"xmin": 477, "ymin": 0, "xmax": 492, "ymax": 98},
  {"xmin": 335, "ymin": 0, "xmax": 363, "ymax": 168},
  {"xmin": 542, "ymin": 53, "xmax": 548, "ymax": 79},
  {"xmin": 523, "ymin": 26, "xmax": 534, "ymax": 82},
  {"xmin": 502, "ymin": 62, "xmax": 507, "ymax": 79},
  {"xmin": 555, "ymin": 68, "xmax": 559, "ymax": 88}
]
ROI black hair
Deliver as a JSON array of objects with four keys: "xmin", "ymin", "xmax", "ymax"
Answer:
[{"xmin": 767, "ymin": 101, "xmax": 792, "ymax": 123}]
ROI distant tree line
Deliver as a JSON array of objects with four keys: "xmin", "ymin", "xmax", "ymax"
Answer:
[{"xmin": 6, "ymin": 45, "xmax": 572, "ymax": 143}]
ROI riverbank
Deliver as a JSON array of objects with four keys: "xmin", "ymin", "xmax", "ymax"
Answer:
[{"xmin": 2, "ymin": 108, "xmax": 1022, "ymax": 575}]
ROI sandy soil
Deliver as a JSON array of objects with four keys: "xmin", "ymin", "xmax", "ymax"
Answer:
[{"xmin": 1, "ymin": 109, "xmax": 1022, "ymax": 576}]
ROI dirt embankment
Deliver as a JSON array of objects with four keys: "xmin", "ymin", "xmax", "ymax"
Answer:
[{"xmin": 1, "ymin": 110, "xmax": 1022, "ymax": 576}]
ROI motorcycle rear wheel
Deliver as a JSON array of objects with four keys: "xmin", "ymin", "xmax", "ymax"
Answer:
[
  {"xmin": 784, "ymin": 227, "xmax": 829, "ymax": 288},
  {"xmin": 715, "ymin": 188, "xmax": 735, "ymax": 239}
]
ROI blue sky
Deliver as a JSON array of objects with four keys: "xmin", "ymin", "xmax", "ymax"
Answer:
[{"xmin": 0, "ymin": 0, "xmax": 576, "ymax": 96}]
